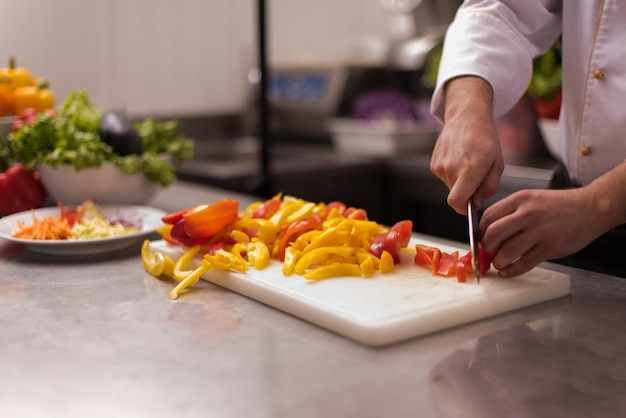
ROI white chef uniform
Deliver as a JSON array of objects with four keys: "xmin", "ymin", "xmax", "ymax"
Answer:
[{"xmin": 431, "ymin": 0, "xmax": 626, "ymax": 187}]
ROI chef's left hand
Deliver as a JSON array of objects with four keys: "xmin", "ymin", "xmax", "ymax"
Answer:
[{"xmin": 478, "ymin": 187, "xmax": 605, "ymax": 277}]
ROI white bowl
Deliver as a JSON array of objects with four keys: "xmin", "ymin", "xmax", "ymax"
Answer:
[
  {"xmin": 327, "ymin": 118, "xmax": 439, "ymax": 157},
  {"xmin": 538, "ymin": 117, "xmax": 560, "ymax": 159},
  {"xmin": 36, "ymin": 163, "xmax": 163, "ymax": 205}
]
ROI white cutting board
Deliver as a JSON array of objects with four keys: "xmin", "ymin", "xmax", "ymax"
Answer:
[{"xmin": 150, "ymin": 237, "xmax": 570, "ymax": 346}]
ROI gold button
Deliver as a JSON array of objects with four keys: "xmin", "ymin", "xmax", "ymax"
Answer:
[
  {"xmin": 581, "ymin": 146, "xmax": 591, "ymax": 156},
  {"xmin": 593, "ymin": 69, "xmax": 605, "ymax": 79}
]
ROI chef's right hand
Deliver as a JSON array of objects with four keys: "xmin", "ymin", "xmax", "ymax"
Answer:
[{"xmin": 430, "ymin": 76, "xmax": 504, "ymax": 214}]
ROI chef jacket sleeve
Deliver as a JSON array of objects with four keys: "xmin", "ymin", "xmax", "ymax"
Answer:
[{"xmin": 431, "ymin": 0, "xmax": 562, "ymax": 122}]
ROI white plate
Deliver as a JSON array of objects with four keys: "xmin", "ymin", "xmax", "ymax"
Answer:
[{"xmin": 0, "ymin": 205, "xmax": 166, "ymax": 256}]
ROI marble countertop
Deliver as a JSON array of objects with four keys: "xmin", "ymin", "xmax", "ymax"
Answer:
[{"xmin": 1, "ymin": 181, "xmax": 625, "ymax": 418}]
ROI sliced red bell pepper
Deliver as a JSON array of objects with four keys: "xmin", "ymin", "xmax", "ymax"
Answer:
[
  {"xmin": 325, "ymin": 201, "xmax": 346, "ymax": 217},
  {"xmin": 456, "ymin": 251, "xmax": 473, "ymax": 283},
  {"xmin": 252, "ymin": 197, "xmax": 281, "ymax": 219},
  {"xmin": 478, "ymin": 243, "xmax": 496, "ymax": 275},
  {"xmin": 0, "ymin": 163, "xmax": 46, "ymax": 215},
  {"xmin": 277, "ymin": 215, "xmax": 323, "ymax": 261},
  {"xmin": 437, "ymin": 251, "xmax": 459, "ymax": 277},
  {"xmin": 370, "ymin": 220, "xmax": 413, "ymax": 263},
  {"xmin": 414, "ymin": 244, "xmax": 442, "ymax": 275},
  {"xmin": 170, "ymin": 219, "xmax": 212, "ymax": 247},
  {"xmin": 183, "ymin": 199, "xmax": 239, "ymax": 238},
  {"xmin": 161, "ymin": 207, "xmax": 196, "ymax": 225}
]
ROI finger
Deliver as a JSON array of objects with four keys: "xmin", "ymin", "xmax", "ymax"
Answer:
[
  {"xmin": 491, "ymin": 227, "xmax": 537, "ymax": 270},
  {"xmin": 497, "ymin": 245, "xmax": 545, "ymax": 278},
  {"xmin": 473, "ymin": 159, "xmax": 504, "ymax": 209},
  {"xmin": 478, "ymin": 194, "xmax": 522, "ymax": 244},
  {"xmin": 447, "ymin": 168, "xmax": 489, "ymax": 215}
]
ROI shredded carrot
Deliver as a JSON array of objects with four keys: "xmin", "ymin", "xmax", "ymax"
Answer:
[{"xmin": 12, "ymin": 212, "xmax": 73, "ymax": 240}]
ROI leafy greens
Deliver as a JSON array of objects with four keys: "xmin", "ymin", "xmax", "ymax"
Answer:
[{"xmin": 9, "ymin": 90, "xmax": 193, "ymax": 186}]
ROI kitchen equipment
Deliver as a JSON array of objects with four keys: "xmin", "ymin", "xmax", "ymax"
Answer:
[
  {"xmin": 381, "ymin": 0, "xmax": 461, "ymax": 70},
  {"xmin": 467, "ymin": 199, "xmax": 480, "ymax": 283},
  {"xmin": 245, "ymin": 65, "xmax": 348, "ymax": 141},
  {"xmin": 150, "ymin": 237, "xmax": 570, "ymax": 347},
  {"xmin": 327, "ymin": 117, "xmax": 437, "ymax": 156}
]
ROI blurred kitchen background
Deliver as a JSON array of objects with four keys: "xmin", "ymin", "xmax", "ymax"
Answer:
[{"xmin": 0, "ymin": 0, "xmax": 559, "ymax": 242}]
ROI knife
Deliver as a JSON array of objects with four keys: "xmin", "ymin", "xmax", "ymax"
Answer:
[{"xmin": 467, "ymin": 199, "xmax": 480, "ymax": 284}]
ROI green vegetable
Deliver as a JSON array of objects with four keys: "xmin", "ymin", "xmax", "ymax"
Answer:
[
  {"xmin": 9, "ymin": 90, "xmax": 194, "ymax": 187},
  {"xmin": 527, "ymin": 42, "xmax": 562, "ymax": 100}
]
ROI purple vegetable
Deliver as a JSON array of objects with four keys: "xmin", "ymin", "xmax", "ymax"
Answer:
[
  {"xmin": 106, "ymin": 209, "xmax": 143, "ymax": 229},
  {"xmin": 351, "ymin": 90, "xmax": 418, "ymax": 122}
]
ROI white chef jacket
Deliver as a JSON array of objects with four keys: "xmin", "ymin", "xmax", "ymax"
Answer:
[{"xmin": 431, "ymin": 0, "xmax": 626, "ymax": 186}]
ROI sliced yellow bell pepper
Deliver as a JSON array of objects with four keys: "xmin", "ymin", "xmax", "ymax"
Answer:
[
  {"xmin": 294, "ymin": 246, "xmax": 355, "ymax": 275},
  {"xmin": 246, "ymin": 239, "xmax": 270, "ymax": 270},
  {"xmin": 359, "ymin": 257, "xmax": 376, "ymax": 277},
  {"xmin": 173, "ymin": 245, "xmax": 203, "ymax": 282},
  {"xmin": 282, "ymin": 246, "xmax": 299, "ymax": 275},
  {"xmin": 300, "ymin": 228, "xmax": 351, "ymax": 255},
  {"xmin": 379, "ymin": 250, "xmax": 395, "ymax": 274},
  {"xmin": 169, "ymin": 259, "xmax": 212, "ymax": 300},
  {"xmin": 229, "ymin": 218, "xmax": 278, "ymax": 244},
  {"xmin": 141, "ymin": 240, "xmax": 175, "ymax": 278}
]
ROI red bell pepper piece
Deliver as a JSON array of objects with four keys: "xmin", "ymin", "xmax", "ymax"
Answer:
[
  {"xmin": 161, "ymin": 207, "xmax": 194, "ymax": 225},
  {"xmin": 456, "ymin": 251, "xmax": 473, "ymax": 283},
  {"xmin": 478, "ymin": 243, "xmax": 496, "ymax": 275},
  {"xmin": 169, "ymin": 218, "xmax": 212, "ymax": 247},
  {"xmin": 251, "ymin": 197, "xmax": 281, "ymax": 219},
  {"xmin": 414, "ymin": 244, "xmax": 442, "ymax": 275},
  {"xmin": 0, "ymin": 163, "xmax": 46, "ymax": 215},
  {"xmin": 370, "ymin": 220, "xmax": 413, "ymax": 263},
  {"xmin": 182, "ymin": 199, "xmax": 239, "ymax": 238},
  {"xmin": 277, "ymin": 215, "xmax": 323, "ymax": 261},
  {"xmin": 437, "ymin": 251, "xmax": 459, "ymax": 277}
]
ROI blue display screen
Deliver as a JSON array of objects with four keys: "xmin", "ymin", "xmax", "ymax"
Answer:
[{"xmin": 270, "ymin": 74, "xmax": 327, "ymax": 102}]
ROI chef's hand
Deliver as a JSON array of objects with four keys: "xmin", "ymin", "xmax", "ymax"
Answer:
[
  {"xmin": 430, "ymin": 76, "xmax": 504, "ymax": 214},
  {"xmin": 480, "ymin": 161, "xmax": 626, "ymax": 277},
  {"xmin": 479, "ymin": 188, "xmax": 610, "ymax": 277}
]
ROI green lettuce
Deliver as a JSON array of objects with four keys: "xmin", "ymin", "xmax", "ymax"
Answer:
[{"xmin": 9, "ymin": 90, "xmax": 193, "ymax": 186}]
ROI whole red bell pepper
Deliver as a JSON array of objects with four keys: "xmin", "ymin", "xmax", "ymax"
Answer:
[{"xmin": 0, "ymin": 162, "xmax": 46, "ymax": 215}]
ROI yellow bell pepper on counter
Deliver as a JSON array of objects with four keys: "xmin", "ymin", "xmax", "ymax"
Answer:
[{"xmin": 0, "ymin": 57, "xmax": 56, "ymax": 116}]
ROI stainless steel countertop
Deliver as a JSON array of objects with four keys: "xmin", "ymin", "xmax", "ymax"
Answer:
[{"xmin": 1, "ymin": 181, "xmax": 625, "ymax": 418}]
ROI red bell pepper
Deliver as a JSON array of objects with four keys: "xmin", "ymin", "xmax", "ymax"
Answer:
[
  {"xmin": 0, "ymin": 163, "xmax": 46, "ymax": 215},
  {"xmin": 437, "ymin": 251, "xmax": 459, "ymax": 277},
  {"xmin": 251, "ymin": 197, "xmax": 281, "ymax": 219},
  {"xmin": 277, "ymin": 215, "xmax": 323, "ymax": 261},
  {"xmin": 414, "ymin": 244, "xmax": 442, "ymax": 275},
  {"xmin": 370, "ymin": 220, "xmax": 413, "ymax": 263},
  {"xmin": 182, "ymin": 199, "xmax": 239, "ymax": 238},
  {"xmin": 478, "ymin": 243, "xmax": 496, "ymax": 276}
]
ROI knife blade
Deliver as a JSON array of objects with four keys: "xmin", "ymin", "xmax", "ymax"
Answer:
[{"xmin": 467, "ymin": 199, "xmax": 480, "ymax": 284}]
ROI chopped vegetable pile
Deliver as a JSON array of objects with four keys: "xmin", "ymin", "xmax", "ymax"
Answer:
[
  {"xmin": 12, "ymin": 200, "xmax": 141, "ymax": 240},
  {"xmin": 142, "ymin": 195, "xmax": 496, "ymax": 300}
]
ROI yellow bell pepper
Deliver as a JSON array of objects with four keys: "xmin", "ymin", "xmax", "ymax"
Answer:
[
  {"xmin": 12, "ymin": 85, "xmax": 40, "ymax": 116},
  {"xmin": 294, "ymin": 246, "xmax": 355, "ymax": 275},
  {"xmin": 379, "ymin": 250, "xmax": 395, "ymax": 274},
  {"xmin": 174, "ymin": 245, "xmax": 203, "ymax": 282},
  {"xmin": 246, "ymin": 239, "xmax": 270, "ymax": 270},
  {"xmin": 141, "ymin": 240, "xmax": 175, "ymax": 278},
  {"xmin": 300, "ymin": 228, "xmax": 350, "ymax": 255},
  {"xmin": 170, "ymin": 258, "xmax": 212, "ymax": 300},
  {"xmin": 282, "ymin": 246, "xmax": 299, "ymax": 275},
  {"xmin": 36, "ymin": 78, "xmax": 55, "ymax": 110},
  {"xmin": 229, "ymin": 218, "xmax": 278, "ymax": 244},
  {"xmin": 359, "ymin": 257, "xmax": 376, "ymax": 277}
]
